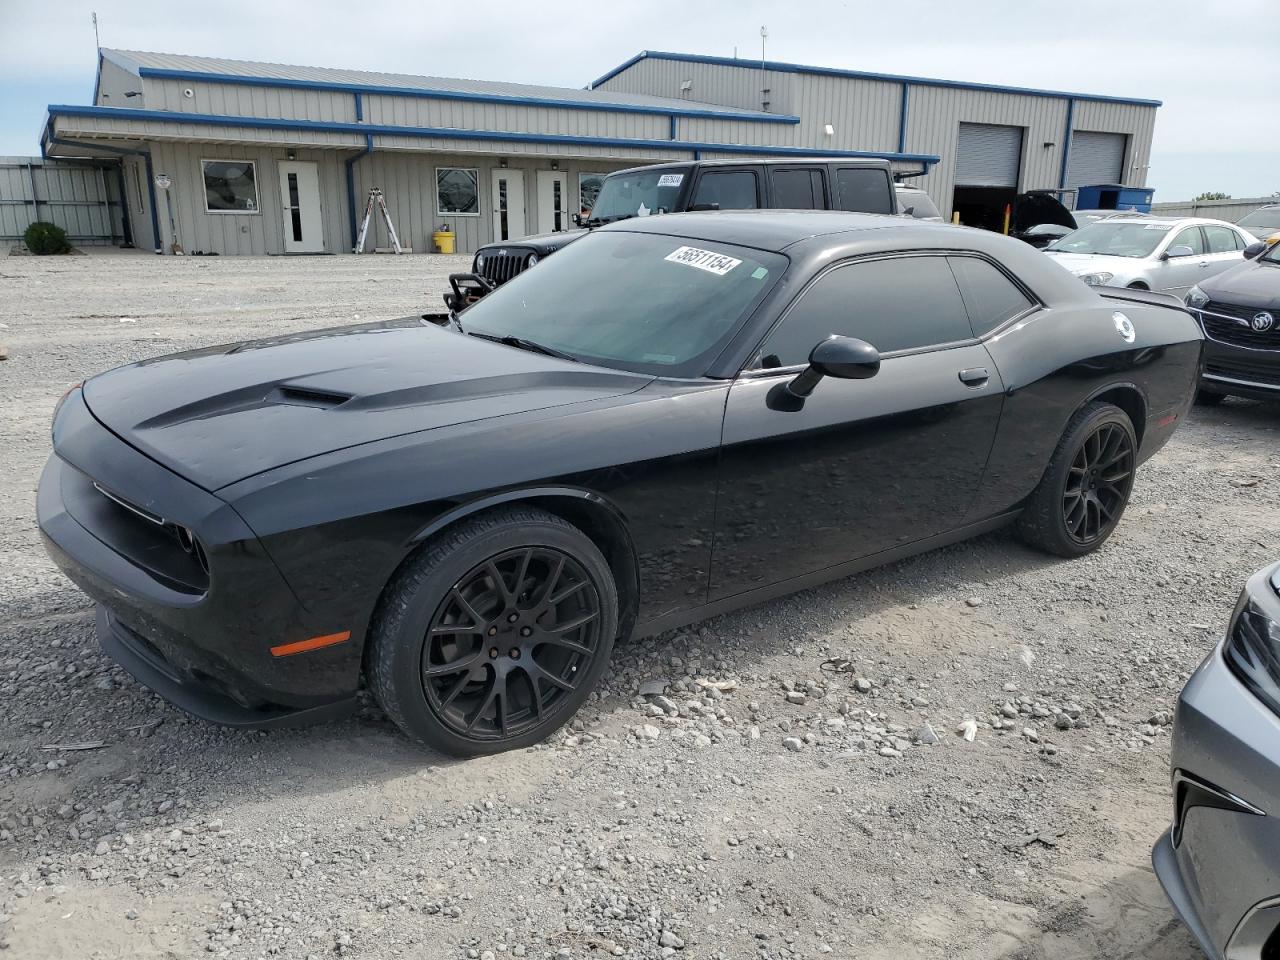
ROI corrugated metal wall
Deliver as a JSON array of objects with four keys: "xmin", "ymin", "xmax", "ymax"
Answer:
[
  {"xmin": 146, "ymin": 142, "xmax": 348, "ymax": 255},
  {"xmin": 1151, "ymin": 197, "xmax": 1276, "ymax": 222},
  {"xmin": 96, "ymin": 58, "xmax": 141, "ymax": 107},
  {"xmin": 0, "ymin": 157, "xmax": 125, "ymax": 244}
]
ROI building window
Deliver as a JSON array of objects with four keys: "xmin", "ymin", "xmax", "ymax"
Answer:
[
  {"xmin": 436, "ymin": 167, "xmax": 479, "ymax": 216},
  {"xmin": 202, "ymin": 160, "xmax": 259, "ymax": 213},
  {"xmin": 579, "ymin": 172, "xmax": 608, "ymax": 215}
]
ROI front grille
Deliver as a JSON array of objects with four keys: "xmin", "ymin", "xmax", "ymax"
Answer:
[
  {"xmin": 477, "ymin": 249, "xmax": 534, "ymax": 286},
  {"xmin": 1197, "ymin": 303, "xmax": 1280, "ymax": 351},
  {"xmin": 1206, "ymin": 363, "xmax": 1280, "ymax": 387}
]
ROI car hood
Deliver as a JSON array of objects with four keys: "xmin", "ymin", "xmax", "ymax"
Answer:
[
  {"xmin": 1201, "ymin": 258, "xmax": 1280, "ymax": 309},
  {"xmin": 477, "ymin": 229, "xmax": 587, "ymax": 257},
  {"xmin": 81, "ymin": 318, "xmax": 652, "ymax": 491},
  {"xmin": 1042, "ymin": 251, "xmax": 1143, "ymax": 277}
]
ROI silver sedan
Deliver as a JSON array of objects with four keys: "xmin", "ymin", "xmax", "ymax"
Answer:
[
  {"xmin": 1044, "ymin": 217, "xmax": 1257, "ymax": 297},
  {"xmin": 1154, "ymin": 561, "xmax": 1280, "ymax": 960}
]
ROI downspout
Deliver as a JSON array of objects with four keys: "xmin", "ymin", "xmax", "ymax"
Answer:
[
  {"xmin": 1058, "ymin": 98, "xmax": 1075, "ymax": 191},
  {"xmin": 345, "ymin": 92, "xmax": 372, "ymax": 252},
  {"xmin": 897, "ymin": 81, "xmax": 909, "ymax": 154},
  {"xmin": 48, "ymin": 134, "xmax": 161, "ymax": 253}
]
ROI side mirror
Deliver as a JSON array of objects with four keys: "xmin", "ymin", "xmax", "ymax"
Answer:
[
  {"xmin": 572, "ymin": 213, "xmax": 586, "ymax": 228},
  {"xmin": 902, "ymin": 205, "xmax": 916, "ymax": 217},
  {"xmin": 786, "ymin": 336, "xmax": 880, "ymax": 399},
  {"xmin": 1244, "ymin": 241, "xmax": 1268, "ymax": 260},
  {"xmin": 687, "ymin": 202, "xmax": 720, "ymax": 212},
  {"xmin": 1162, "ymin": 245, "xmax": 1195, "ymax": 260}
]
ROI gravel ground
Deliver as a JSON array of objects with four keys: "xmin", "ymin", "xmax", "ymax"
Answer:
[{"xmin": 1, "ymin": 250, "xmax": 1277, "ymax": 960}]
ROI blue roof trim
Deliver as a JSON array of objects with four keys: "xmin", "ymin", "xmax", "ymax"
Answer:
[
  {"xmin": 134, "ymin": 67, "xmax": 801, "ymax": 124},
  {"xmin": 591, "ymin": 50, "xmax": 1163, "ymax": 108},
  {"xmin": 46, "ymin": 105, "xmax": 941, "ymax": 164}
]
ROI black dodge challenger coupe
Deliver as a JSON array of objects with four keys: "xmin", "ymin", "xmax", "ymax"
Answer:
[{"xmin": 39, "ymin": 212, "xmax": 1203, "ymax": 755}]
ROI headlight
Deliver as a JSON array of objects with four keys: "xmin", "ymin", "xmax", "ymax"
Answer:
[
  {"xmin": 474, "ymin": 254, "xmax": 486, "ymax": 272},
  {"xmin": 525, "ymin": 253, "xmax": 539, "ymax": 267},
  {"xmin": 1224, "ymin": 595, "xmax": 1280, "ymax": 718},
  {"xmin": 1079, "ymin": 272, "xmax": 1115, "ymax": 286},
  {"xmin": 1186, "ymin": 284, "xmax": 1209, "ymax": 309}
]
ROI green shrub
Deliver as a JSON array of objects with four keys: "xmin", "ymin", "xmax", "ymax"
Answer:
[{"xmin": 24, "ymin": 221, "xmax": 71, "ymax": 255}]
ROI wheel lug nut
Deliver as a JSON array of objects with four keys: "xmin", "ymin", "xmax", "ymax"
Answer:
[
  {"xmin": 488, "ymin": 647, "xmax": 499, "ymax": 659},
  {"xmin": 509, "ymin": 648, "xmax": 521, "ymax": 660},
  {"xmin": 487, "ymin": 626, "xmax": 498, "ymax": 636},
  {"xmin": 507, "ymin": 613, "xmax": 519, "ymax": 623},
  {"xmin": 520, "ymin": 626, "xmax": 532, "ymax": 637}
]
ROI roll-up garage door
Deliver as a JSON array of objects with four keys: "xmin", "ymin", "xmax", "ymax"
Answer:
[
  {"xmin": 955, "ymin": 123, "xmax": 1023, "ymax": 187},
  {"xmin": 1066, "ymin": 131, "xmax": 1127, "ymax": 188}
]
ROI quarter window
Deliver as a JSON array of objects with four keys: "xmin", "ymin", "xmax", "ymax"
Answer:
[
  {"xmin": 202, "ymin": 160, "xmax": 258, "ymax": 213},
  {"xmin": 759, "ymin": 256, "xmax": 971, "ymax": 368},
  {"xmin": 691, "ymin": 170, "xmax": 759, "ymax": 210},
  {"xmin": 1203, "ymin": 225, "xmax": 1240, "ymax": 254},
  {"xmin": 436, "ymin": 167, "xmax": 480, "ymax": 215},
  {"xmin": 771, "ymin": 168, "xmax": 826, "ymax": 209},
  {"xmin": 579, "ymin": 172, "xmax": 607, "ymax": 214},
  {"xmin": 835, "ymin": 168, "xmax": 893, "ymax": 214},
  {"xmin": 947, "ymin": 256, "xmax": 1035, "ymax": 337},
  {"xmin": 1169, "ymin": 227, "xmax": 1205, "ymax": 255}
]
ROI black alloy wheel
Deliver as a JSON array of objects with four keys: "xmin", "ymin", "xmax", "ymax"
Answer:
[
  {"xmin": 423, "ymin": 547, "xmax": 602, "ymax": 741},
  {"xmin": 1061, "ymin": 421, "xmax": 1134, "ymax": 545},
  {"xmin": 1017, "ymin": 401, "xmax": 1138, "ymax": 558},
  {"xmin": 367, "ymin": 506, "xmax": 618, "ymax": 756}
]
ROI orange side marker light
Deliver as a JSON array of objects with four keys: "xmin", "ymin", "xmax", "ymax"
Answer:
[{"xmin": 270, "ymin": 631, "xmax": 351, "ymax": 658}]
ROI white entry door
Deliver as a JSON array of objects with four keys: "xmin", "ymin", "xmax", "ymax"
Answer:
[
  {"xmin": 536, "ymin": 170, "xmax": 570, "ymax": 234},
  {"xmin": 278, "ymin": 161, "xmax": 324, "ymax": 253},
  {"xmin": 490, "ymin": 168, "xmax": 527, "ymax": 242}
]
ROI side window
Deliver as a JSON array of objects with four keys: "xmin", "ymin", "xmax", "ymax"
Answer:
[
  {"xmin": 759, "ymin": 256, "xmax": 970, "ymax": 368},
  {"xmin": 1203, "ymin": 225, "xmax": 1239, "ymax": 254},
  {"xmin": 835, "ymin": 168, "xmax": 893, "ymax": 214},
  {"xmin": 771, "ymin": 168, "xmax": 826, "ymax": 209},
  {"xmin": 1170, "ymin": 227, "xmax": 1206, "ymax": 255},
  {"xmin": 947, "ymin": 256, "xmax": 1035, "ymax": 337},
  {"xmin": 691, "ymin": 170, "xmax": 760, "ymax": 210}
]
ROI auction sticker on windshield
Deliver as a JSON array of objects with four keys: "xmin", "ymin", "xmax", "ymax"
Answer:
[
  {"xmin": 665, "ymin": 246, "xmax": 742, "ymax": 276},
  {"xmin": 657, "ymin": 174, "xmax": 684, "ymax": 187}
]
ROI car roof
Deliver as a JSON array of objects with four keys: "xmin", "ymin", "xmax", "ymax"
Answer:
[
  {"xmin": 1098, "ymin": 216, "xmax": 1238, "ymax": 228},
  {"xmin": 609, "ymin": 157, "xmax": 891, "ymax": 175}
]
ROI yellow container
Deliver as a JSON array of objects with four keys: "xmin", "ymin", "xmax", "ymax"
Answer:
[{"xmin": 432, "ymin": 230, "xmax": 455, "ymax": 254}]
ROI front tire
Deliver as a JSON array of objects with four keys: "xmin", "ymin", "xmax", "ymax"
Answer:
[
  {"xmin": 1017, "ymin": 402, "xmax": 1137, "ymax": 558},
  {"xmin": 367, "ymin": 507, "xmax": 618, "ymax": 756}
]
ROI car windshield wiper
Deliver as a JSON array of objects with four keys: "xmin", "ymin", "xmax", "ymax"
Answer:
[{"xmin": 468, "ymin": 331, "xmax": 580, "ymax": 363}]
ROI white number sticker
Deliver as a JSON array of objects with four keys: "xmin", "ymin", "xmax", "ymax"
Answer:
[
  {"xmin": 664, "ymin": 246, "xmax": 742, "ymax": 276},
  {"xmin": 657, "ymin": 173, "xmax": 684, "ymax": 187}
]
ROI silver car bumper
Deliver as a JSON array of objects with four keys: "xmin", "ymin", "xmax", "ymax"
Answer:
[{"xmin": 1153, "ymin": 564, "xmax": 1280, "ymax": 960}]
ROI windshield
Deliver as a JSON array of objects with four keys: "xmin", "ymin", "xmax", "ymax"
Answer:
[
  {"xmin": 460, "ymin": 231, "xmax": 786, "ymax": 377},
  {"xmin": 1047, "ymin": 221, "xmax": 1171, "ymax": 258},
  {"xmin": 588, "ymin": 168, "xmax": 690, "ymax": 222},
  {"xmin": 1239, "ymin": 209, "xmax": 1280, "ymax": 234},
  {"xmin": 1262, "ymin": 241, "xmax": 1280, "ymax": 264}
]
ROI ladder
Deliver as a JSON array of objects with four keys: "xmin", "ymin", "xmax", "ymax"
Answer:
[{"xmin": 354, "ymin": 187, "xmax": 405, "ymax": 254}]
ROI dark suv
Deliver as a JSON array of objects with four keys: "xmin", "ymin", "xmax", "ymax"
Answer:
[
  {"xmin": 1187, "ymin": 239, "xmax": 1280, "ymax": 405},
  {"xmin": 447, "ymin": 158, "xmax": 898, "ymax": 308}
]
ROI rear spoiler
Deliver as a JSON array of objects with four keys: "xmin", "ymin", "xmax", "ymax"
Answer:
[{"xmin": 1099, "ymin": 287, "xmax": 1190, "ymax": 315}]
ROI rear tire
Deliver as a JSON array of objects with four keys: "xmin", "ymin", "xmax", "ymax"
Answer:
[
  {"xmin": 1017, "ymin": 402, "xmax": 1137, "ymax": 558},
  {"xmin": 367, "ymin": 507, "xmax": 618, "ymax": 756},
  {"xmin": 1194, "ymin": 389, "xmax": 1226, "ymax": 406}
]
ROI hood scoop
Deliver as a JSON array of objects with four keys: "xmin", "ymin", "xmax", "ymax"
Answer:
[{"xmin": 274, "ymin": 385, "xmax": 352, "ymax": 409}]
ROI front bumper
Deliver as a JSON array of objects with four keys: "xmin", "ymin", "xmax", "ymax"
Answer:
[
  {"xmin": 1154, "ymin": 565, "xmax": 1280, "ymax": 959},
  {"xmin": 38, "ymin": 391, "xmax": 360, "ymax": 727},
  {"xmin": 1195, "ymin": 312, "xmax": 1280, "ymax": 401}
]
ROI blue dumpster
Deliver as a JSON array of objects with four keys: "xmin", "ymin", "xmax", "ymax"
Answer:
[{"xmin": 1074, "ymin": 184, "xmax": 1154, "ymax": 213}]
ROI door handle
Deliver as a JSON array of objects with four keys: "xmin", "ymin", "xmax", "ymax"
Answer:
[
  {"xmin": 1198, "ymin": 260, "xmax": 1210, "ymax": 268},
  {"xmin": 958, "ymin": 367, "xmax": 989, "ymax": 386}
]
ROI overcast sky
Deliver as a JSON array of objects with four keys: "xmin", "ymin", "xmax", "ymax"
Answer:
[{"xmin": 2, "ymin": 0, "xmax": 1276, "ymax": 202}]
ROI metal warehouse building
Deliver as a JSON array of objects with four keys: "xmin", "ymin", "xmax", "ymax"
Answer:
[{"xmin": 39, "ymin": 48, "xmax": 1160, "ymax": 256}]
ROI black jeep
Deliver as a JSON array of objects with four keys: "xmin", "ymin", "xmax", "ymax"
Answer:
[{"xmin": 444, "ymin": 157, "xmax": 899, "ymax": 310}]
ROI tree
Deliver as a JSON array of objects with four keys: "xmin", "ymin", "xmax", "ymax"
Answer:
[{"xmin": 1193, "ymin": 191, "xmax": 1231, "ymax": 202}]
